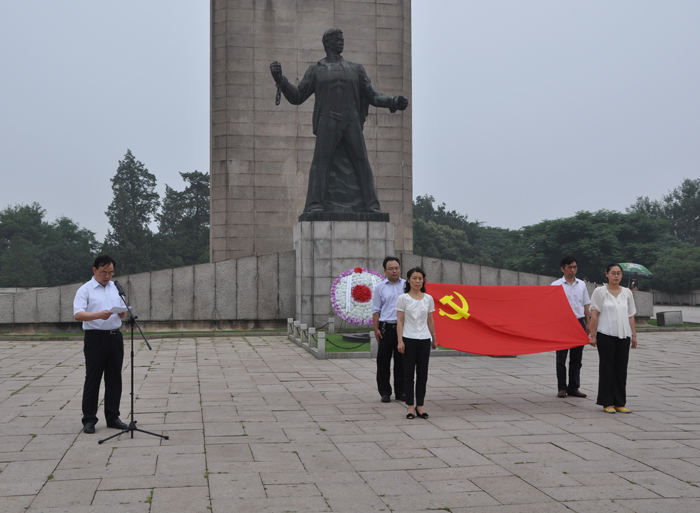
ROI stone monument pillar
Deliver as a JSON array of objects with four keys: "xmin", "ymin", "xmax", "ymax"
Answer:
[
  {"xmin": 294, "ymin": 219, "xmax": 395, "ymax": 328},
  {"xmin": 210, "ymin": 0, "xmax": 413, "ymax": 261}
]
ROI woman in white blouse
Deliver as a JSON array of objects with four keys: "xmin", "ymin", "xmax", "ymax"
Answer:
[
  {"xmin": 397, "ymin": 267, "xmax": 437, "ymax": 419},
  {"xmin": 589, "ymin": 263, "xmax": 638, "ymax": 414}
]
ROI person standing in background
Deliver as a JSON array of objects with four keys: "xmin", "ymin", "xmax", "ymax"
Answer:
[
  {"xmin": 552, "ymin": 256, "xmax": 591, "ymax": 399},
  {"xmin": 397, "ymin": 267, "xmax": 437, "ymax": 419},
  {"xmin": 372, "ymin": 257, "xmax": 406, "ymax": 403},
  {"xmin": 589, "ymin": 263, "xmax": 638, "ymax": 413}
]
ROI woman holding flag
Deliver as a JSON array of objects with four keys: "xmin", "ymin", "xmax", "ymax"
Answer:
[
  {"xmin": 589, "ymin": 263, "xmax": 638, "ymax": 413},
  {"xmin": 397, "ymin": 267, "xmax": 437, "ymax": 419}
]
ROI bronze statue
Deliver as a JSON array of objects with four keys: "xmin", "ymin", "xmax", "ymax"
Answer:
[{"xmin": 270, "ymin": 28, "xmax": 409, "ymax": 214}]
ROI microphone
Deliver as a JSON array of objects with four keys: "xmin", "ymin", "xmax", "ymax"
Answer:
[{"xmin": 114, "ymin": 280, "xmax": 126, "ymax": 297}]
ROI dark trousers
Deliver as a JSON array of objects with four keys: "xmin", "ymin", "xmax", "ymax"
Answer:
[
  {"xmin": 82, "ymin": 330, "xmax": 124, "ymax": 426},
  {"xmin": 556, "ymin": 318, "xmax": 587, "ymax": 392},
  {"xmin": 376, "ymin": 322, "xmax": 404, "ymax": 397},
  {"xmin": 402, "ymin": 337, "xmax": 431, "ymax": 406},
  {"xmin": 595, "ymin": 332, "xmax": 631, "ymax": 407}
]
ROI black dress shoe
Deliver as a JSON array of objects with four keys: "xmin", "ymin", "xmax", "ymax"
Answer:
[
  {"xmin": 569, "ymin": 389, "xmax": 587, "ymax": 398},
  {"xmin": 83, "ymin": 422, "xmax": 96, "ymax": 434},
  {"xmin": 557, "ymin": 390, "xmax": 567, "ymax": 398},
  {"xmin": 107, "ymin": 418, "xmax": 128, "ymax": 430},
  {"xmin": 395, "ymin": 393, "xmax": 406, "ymax": 402},
  {"xmin": 381, "ymin": 395, "xmax": 391, "ymax": 403}
]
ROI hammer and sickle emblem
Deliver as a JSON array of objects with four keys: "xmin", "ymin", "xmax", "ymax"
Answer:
[{"xmin": 439, "ymin": 292, "xmax": 470, "ymax": 320}]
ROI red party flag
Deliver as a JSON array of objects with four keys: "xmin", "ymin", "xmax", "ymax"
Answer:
[{"xmin": 426, "ymin": 283, "xmax": 589, "ymax": 356}]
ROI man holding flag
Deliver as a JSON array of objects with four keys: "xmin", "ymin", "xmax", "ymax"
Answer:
[{"xmin": 551, "ymin": 256, "xmax": 591, "ymax": 398}]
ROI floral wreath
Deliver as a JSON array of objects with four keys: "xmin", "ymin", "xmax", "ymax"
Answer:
[{"xmin": 330, "ymin": 267, "xmax": 384, "ymax": 325}]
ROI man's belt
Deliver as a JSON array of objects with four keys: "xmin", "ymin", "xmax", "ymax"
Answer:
[
  {"xmin": 379, "ymin": 321, "xmax": 397, "ymax": 328},
  {"xmin": 85, "ymin": 329, "xmax": 121, "ymax": 334}
]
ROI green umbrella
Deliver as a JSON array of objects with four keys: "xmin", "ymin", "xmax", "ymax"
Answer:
[
  {"xmin": 618, "ymin": 262, "xmax": 652, "ymax": 288},
  {"xmin": 618, "ymin": 262, "xmax": 653, "ymax": 277}
]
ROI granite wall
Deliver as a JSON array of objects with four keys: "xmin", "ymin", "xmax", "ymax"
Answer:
[
  {"xmin": 0, "ymin": 251, "xmax": 653, "ymax": 333},
  {"xmin": 0, "ymin": 252, "xmax": 296, "ymax": 333}
]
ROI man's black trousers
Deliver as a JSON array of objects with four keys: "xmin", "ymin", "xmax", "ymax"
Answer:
[
  {"xmin": 82, "ymin": 330, "xmax": 124, "ymax": 426},
  {"xmin": 556, "ymin": 317, "xmax": 587, "ymax": 393},
  {"xmin": 376, "ymin": 322, "xmax": 404, "ymax": 398}
]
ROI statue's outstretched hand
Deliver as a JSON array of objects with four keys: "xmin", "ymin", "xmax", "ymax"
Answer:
[
  {"xmin": 396, "ymin": 95, "xmax": 409, "ymax": 110},
  {"xmin": 270, "ymin": 61, "xmax": 283, "ymax": 84}
]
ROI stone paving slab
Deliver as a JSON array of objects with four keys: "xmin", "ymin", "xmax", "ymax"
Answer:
[{"xmin": 1, "ymin": 332, "xmax": 699, "ymax": 512}]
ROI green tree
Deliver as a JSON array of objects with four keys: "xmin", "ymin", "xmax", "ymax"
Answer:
[
  {"xmin": 44, "ymin": 217, "xmax": 100, "ymax": 286},
  {"xmin": 153, "ymin": 171, "xmax": 210, "ymax": 269},
  {"xmin": 0, "ymin": 235, "xmax": 46, "ymax": 287},
  {"xmin": 629, "ymin": 178, "xmax": 700, "ymax": 246},
  {"xmin": 103, "ymin": 150, "xmax": 160, "ymax": 275},
  {"xmin": 660, "ymin": 178, "xmax": 700, "ymax": 246},
  {"xmin": 0, "ymin": 202, "xmax": 45, "ymax": 251},
  {"xmin": 651, "ymin": 246, "xmax": 700, "ymax": 294},
  {"xmin": 413, "ymin": 195, "xmax": 482, "ymax": 236},
  {"xmin": 413, "ymin": 218, "xmax": 477, "ymax": 262},
  {"xmin": 510, "ymin": 210, "xmax": 680, "ymax": 282},
  {"xmin": 470, "ymin": 225, "xmax": 520, "ymax": 269},
  {"xmin": 412, "ymin": 195, "xmax": 519, "ymax": 268},
  {"xmin": 0, "ymin": 203, "xmax": 98, "ymax": 287}
]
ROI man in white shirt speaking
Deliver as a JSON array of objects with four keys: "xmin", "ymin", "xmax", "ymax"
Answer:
[
  {"xmin": 552, "ymin": 256, "xmax": 591, "ymax": 398},
  {"xmin": 73, "ymin": 255, "xmax": 128, "ymax": 434},
  {"xmin": 372, "ymin": 256, "xmax": 406, "ymax": 403}
]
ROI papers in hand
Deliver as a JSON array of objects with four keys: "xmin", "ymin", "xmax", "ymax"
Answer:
[{"xmin": 109, "ymin": 306, "xmax": 129, "ymax": 315}]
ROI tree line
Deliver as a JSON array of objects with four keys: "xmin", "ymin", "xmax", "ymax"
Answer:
[
  {"xmin": 0, "ymin": 150, "xmax": 209, "ymax": 287},
  {"xmin": 413, "ymin": 178, "xmax": 700, "ymax": 294},
  {"xmin": 2, "ymin": 150, "xmax": 697, "ymax": 294}
]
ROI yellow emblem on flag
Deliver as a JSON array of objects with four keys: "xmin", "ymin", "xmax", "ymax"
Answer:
[{"xmin": 439, "ymin": 292, "xmax": 470, "ymax": 320}]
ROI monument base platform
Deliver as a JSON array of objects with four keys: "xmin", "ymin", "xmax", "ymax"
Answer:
[
  {"xmin": 294, "ymin": 220, "xmax": 395, "ymax": 328},
  {"xmin": 298, "ymin": 211, "xmax": 390, "ymax": 222}
]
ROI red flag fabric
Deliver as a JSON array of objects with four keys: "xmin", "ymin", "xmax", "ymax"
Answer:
[{"xmin": 426, "ymin": 283, "xmax": 589, "ymax": 356}]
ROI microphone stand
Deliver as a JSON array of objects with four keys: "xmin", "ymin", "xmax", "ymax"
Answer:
[{"xmin": 99, "ymin": 282, "xmax": 169, "ymax": 444}]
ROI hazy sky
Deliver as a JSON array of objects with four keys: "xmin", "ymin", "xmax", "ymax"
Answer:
[{"xmin": 1, "ymin": 1, "xmax": 699, "ymax": 239}]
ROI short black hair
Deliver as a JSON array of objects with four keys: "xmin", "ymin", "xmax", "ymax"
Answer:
[
  {"xmin": 93, "ymin": 255, "xmax": 116, "ymax": 270},
  {"xmin": 322, "ymin": 28, "xmax": 343, "ymax": 50},
  {"xmin": 560, "ymin": 256, "xmax": 577, "ymax": 268},
  {"xmin": 383, "ymin": 256, "xmax": 400, "ymax": 270},
  {"xmin": 404, "ymin": 267, "xmax": 427, "ymax": 293}
]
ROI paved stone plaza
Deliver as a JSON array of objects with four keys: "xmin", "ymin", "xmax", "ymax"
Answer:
[{"xmin": 1, "ymin": 332, "xmax": 699, "ymax": 513}]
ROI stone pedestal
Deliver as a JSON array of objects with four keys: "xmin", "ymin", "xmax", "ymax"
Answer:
[{"xmin": 294, "ymin": 220, "xmax": 395, "ymax": 328}]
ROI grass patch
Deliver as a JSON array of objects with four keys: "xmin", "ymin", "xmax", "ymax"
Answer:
[{"xmin": 324, "ymin": 333, "xmax": 371, "ymax": 353}]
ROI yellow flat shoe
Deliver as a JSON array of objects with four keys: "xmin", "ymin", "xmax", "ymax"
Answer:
[
  {"xmin": 614, "ymin": 407, "xmax": 631, "ymax": 413},
  {"xmin": 603, "ymin": 406, "xmax": 616, "ymax": 413}
]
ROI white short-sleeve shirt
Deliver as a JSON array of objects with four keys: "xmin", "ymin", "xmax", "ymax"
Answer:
[
  {"xmin": 73, "ymin": 278, "xmax": 123, "ymax": 331},
  {"xmin": 396, "ymin": 293, "xmax": 435, "ymax": 339},
  {"xmin": 590, "ymin": 285, "xmax": 636, "ymax": 339},
  {"xmin": 551, "ymin": 276, "xmax": 591, "ymax": 319}
]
